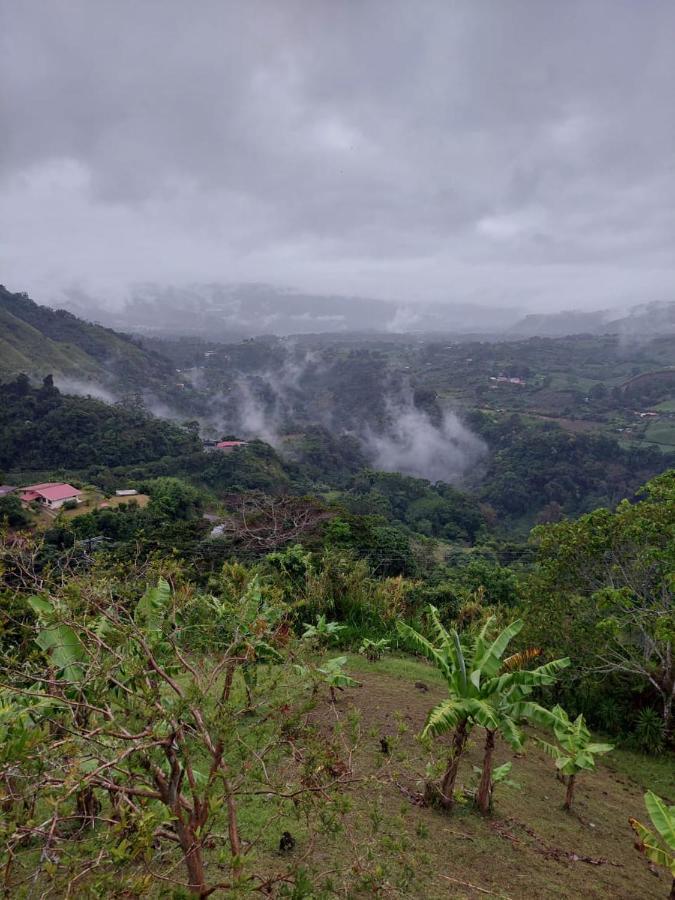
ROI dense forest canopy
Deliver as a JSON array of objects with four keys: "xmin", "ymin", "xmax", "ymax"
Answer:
[{"xmin": 0, "ymin": 376, "xmax": 200, "ymax": 470}]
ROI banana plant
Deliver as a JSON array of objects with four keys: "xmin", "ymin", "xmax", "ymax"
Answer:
[
  {"xmin": 28, "ymin": 596, "xmax": 87, "ymax": 683},
  {"xmin": 359, "ymin": 637, "xmax": 389, "ymax": 661},
  {"xmin": 471, "ymin": 760, "xmax": 520, "ymax": 811},
  {"xmin": 398, "ymin": 607, "xmax": 570, "ymax": 811},
  {"xmin": 301, "ymin": 615, "xmax": 346, "ymax": 644},
  {"xmin": 133, "ymin": 577, "xmax": 172, "ymax": 647},
  {"xmin": 629, "ymin": 791, "xmax": 675, "ymax": 898},
  {"xmin": 537, "ymin": 705, "xmax": 613, "ymax": 810},
  {"xmin": 295, "ymin": 656, "xmax": 360, "ymax": 703},
  {"xmin": 473, "ymin": 654, "xmax": 571, "ymax": 814},
  {"xmin": 210, "ymin": 575, "xmax": 285, "ymax": 705}
]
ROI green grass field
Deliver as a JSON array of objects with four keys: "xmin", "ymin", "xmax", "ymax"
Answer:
[
  {"xmin": 651, "ymin": 399, "xmax": 675, "ymax": 412},
  {"xmin": 645, "ymin": 419, "xmax": 675, "ymax": 448}
]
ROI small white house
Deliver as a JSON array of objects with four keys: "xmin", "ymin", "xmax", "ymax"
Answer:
[
  {"xmin": 115, "ymin": 489, "xmax": 139, "ymax": 497},
  {"xmin": 20, "ymin": 483, "xmax": 82, "ymax": 510}
]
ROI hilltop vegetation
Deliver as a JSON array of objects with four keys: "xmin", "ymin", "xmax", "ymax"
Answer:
[
  {"xmin": 0, "ymin": 470, "xmax": 673, "ymax": 897},
  {"xmin": 469, "ymin": 411, "xmax": 665, "ymax": 524}
]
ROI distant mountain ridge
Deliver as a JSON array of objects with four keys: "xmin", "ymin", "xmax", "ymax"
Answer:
[
  {"xmin": 56, "ymin": 282, "xmax": 523, "ymax": 338},
  {"xmin": 509, "ymin": 301, "xmax": 675, "ymax": 338},
  {"xmin": 54, "ymin": 282, "xmax": 675, "ymax": 341}
]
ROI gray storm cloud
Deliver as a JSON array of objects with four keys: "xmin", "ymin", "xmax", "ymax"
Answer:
[{"xmin": 1, "ymin": 1, "xmax": 674, "ymax": 310}]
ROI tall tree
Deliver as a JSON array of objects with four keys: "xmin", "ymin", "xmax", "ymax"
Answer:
[{"xmin": 527, "ymin": 470, "xmax": 675, "ymax": 733}]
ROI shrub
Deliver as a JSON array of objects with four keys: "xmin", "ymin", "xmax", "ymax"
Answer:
[{"xmin": 633, "ymin": 708, "xmax": 665, "ymax": 755}]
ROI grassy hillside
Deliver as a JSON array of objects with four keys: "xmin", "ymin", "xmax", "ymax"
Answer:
[
  {"xmin": 0, "ymin": 302, "xmax": 102, "ymax": 379},
  {"xmin": 0, "ymin": 285, "xmax": 199, "ymax": 406},
  {"xmin": 294, "ymin": 655, "xmax": 673, "ymax": 899}
]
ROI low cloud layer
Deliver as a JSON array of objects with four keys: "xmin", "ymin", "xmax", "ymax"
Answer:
[
  {"xmin": 364, "ymin": 405, "xmax": 486, "ymax": 483},
  {"xmin": 2, "ymin": 1, "xmax": 674, "ymax": 310}
]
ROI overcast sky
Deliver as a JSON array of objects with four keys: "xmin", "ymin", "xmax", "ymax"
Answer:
[{"xmin": 2, "ymin": 0, "xmax": 674, "ymax": 311}]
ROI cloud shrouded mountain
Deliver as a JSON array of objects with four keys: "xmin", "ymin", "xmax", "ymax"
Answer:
[
  {"xmin": 59, "ymin": 282, "xmax": 522, "ymax": 337},
  {"xmin": 1, "ymin": 1, "xmax": 674, "ymax": 313}
]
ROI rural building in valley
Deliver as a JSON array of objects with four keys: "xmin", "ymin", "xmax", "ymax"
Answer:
[{"xmin": 19, "ymin": 482, "xmax": 82, "ymax": 510}]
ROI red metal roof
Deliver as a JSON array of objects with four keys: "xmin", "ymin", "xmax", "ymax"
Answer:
[
  {"xmin": 20, "ymin": 483, "xmax": 82, "ymax": 502},
  {"xmin": 216, "ymin": 440, "xmax": 247, "ymax": 448}
]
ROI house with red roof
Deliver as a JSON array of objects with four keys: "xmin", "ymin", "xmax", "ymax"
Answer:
[
  {"xmin": 20, "ymin": 482, "xmax": 82, "ymax": 511},
  {"xmin": 215, "ymin": 440, "xmax": 248, "ymax": 451}
]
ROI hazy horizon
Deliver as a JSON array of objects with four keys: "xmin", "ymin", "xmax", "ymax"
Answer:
[{"xmin": 2, "ymin": 1, "xmax": 674, "ymax": 314}]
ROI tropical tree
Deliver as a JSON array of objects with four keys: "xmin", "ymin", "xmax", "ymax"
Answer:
[
  {"xmin": 629, "ymin": 790, "xmax": 675, "ymax": 899},
  {"xmin": 537, "ymin": 705, "xmax": 613, "ymax": 810},
  {"xmin": 527, "ymin": 471, "xmax": 675, "ymax": 733},
  {"xmin": 398, "ymin": 608, "xmax": 569, "ymax": 812},
  {"xmin": 473, "ymin": 648, "xmax": 570, "ymax": 814}
]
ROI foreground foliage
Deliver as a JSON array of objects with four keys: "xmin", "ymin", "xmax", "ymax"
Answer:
[
  {"xmin": 629, "ymin": 791, "xmax": 675, "ymax": 898},
  {"xmin": 0, "ymin": 576, "xmax": 353, "ymax": 896}
]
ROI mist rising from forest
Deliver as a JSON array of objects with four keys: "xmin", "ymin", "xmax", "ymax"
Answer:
[
  {"xmin": 193, "ymin": 349, "xmax": 485, "ymax": 485},
  {"xmin": 363, "ymin": 403, "xmax": 486, "ymax": 483}
]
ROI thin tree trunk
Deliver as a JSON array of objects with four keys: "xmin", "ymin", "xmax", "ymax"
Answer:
[
  {"xmin": 75, "ymin": 785, "xmax": 100, "ymax": 828},
  {"xmin": 663, "ymin": 679, "xmax": 673, "ymax": 737},
  {"xmin": 224, "ymin": 777, "xmax": 241, "ymax": 859},
  {"xmin": 174, "ymin": 819, "xmax": 207, "ymax": 896},
  {"xmin": 439, "ymin": 719, "xmax": 468, "ymax": 809},
  {"xmin": 221, "ymin": 659, "xmax": 236, "ymax": 703},
  {"xmin": 669, "ymin": 875, "xmax": 675, "ymax": 900},
  {"xmin": 157, "ymin": 742, "xmax": 208, "ymax": 897},
  {"xmin": 244, "ymin": 668, "xmax": 254, "ymax": 709},
  {"xmin": 564, "ymin": 772, "xmax": 576, "ymax": 810},
  {"xmin": 476, "ymin": 729, "xmax": 495, "ymax": 815}
]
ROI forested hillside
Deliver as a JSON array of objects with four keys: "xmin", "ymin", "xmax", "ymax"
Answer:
[
  {"xmin": 0, "ymin": 375, "xmax": 200, "ymax": 470},
  {"xmin": 0, "ymin": 285, "xmax": 202, "ymax": 408}
]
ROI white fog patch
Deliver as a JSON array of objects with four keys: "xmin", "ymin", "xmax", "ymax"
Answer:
[
  {"xmin": 181, "ymin": 347, "xmax": 488, "ymax": 485},
  {"xmin": 228, "ymin": 379, "xmax": 281, "ymax": 446},
  {"xmin": 386, "ymin": 306, "xmax": 421, "ymax": 333},
  {"xmin": 54, "ymin": 377, "xmax": 118, "ymax": 404},
  {"xmin": 364, "ymin": 405, "xmax": 486, "ymax": 484},
  {"xmin": 141, "ymin": 395, "xmax": 185, "ymax": 421}
]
